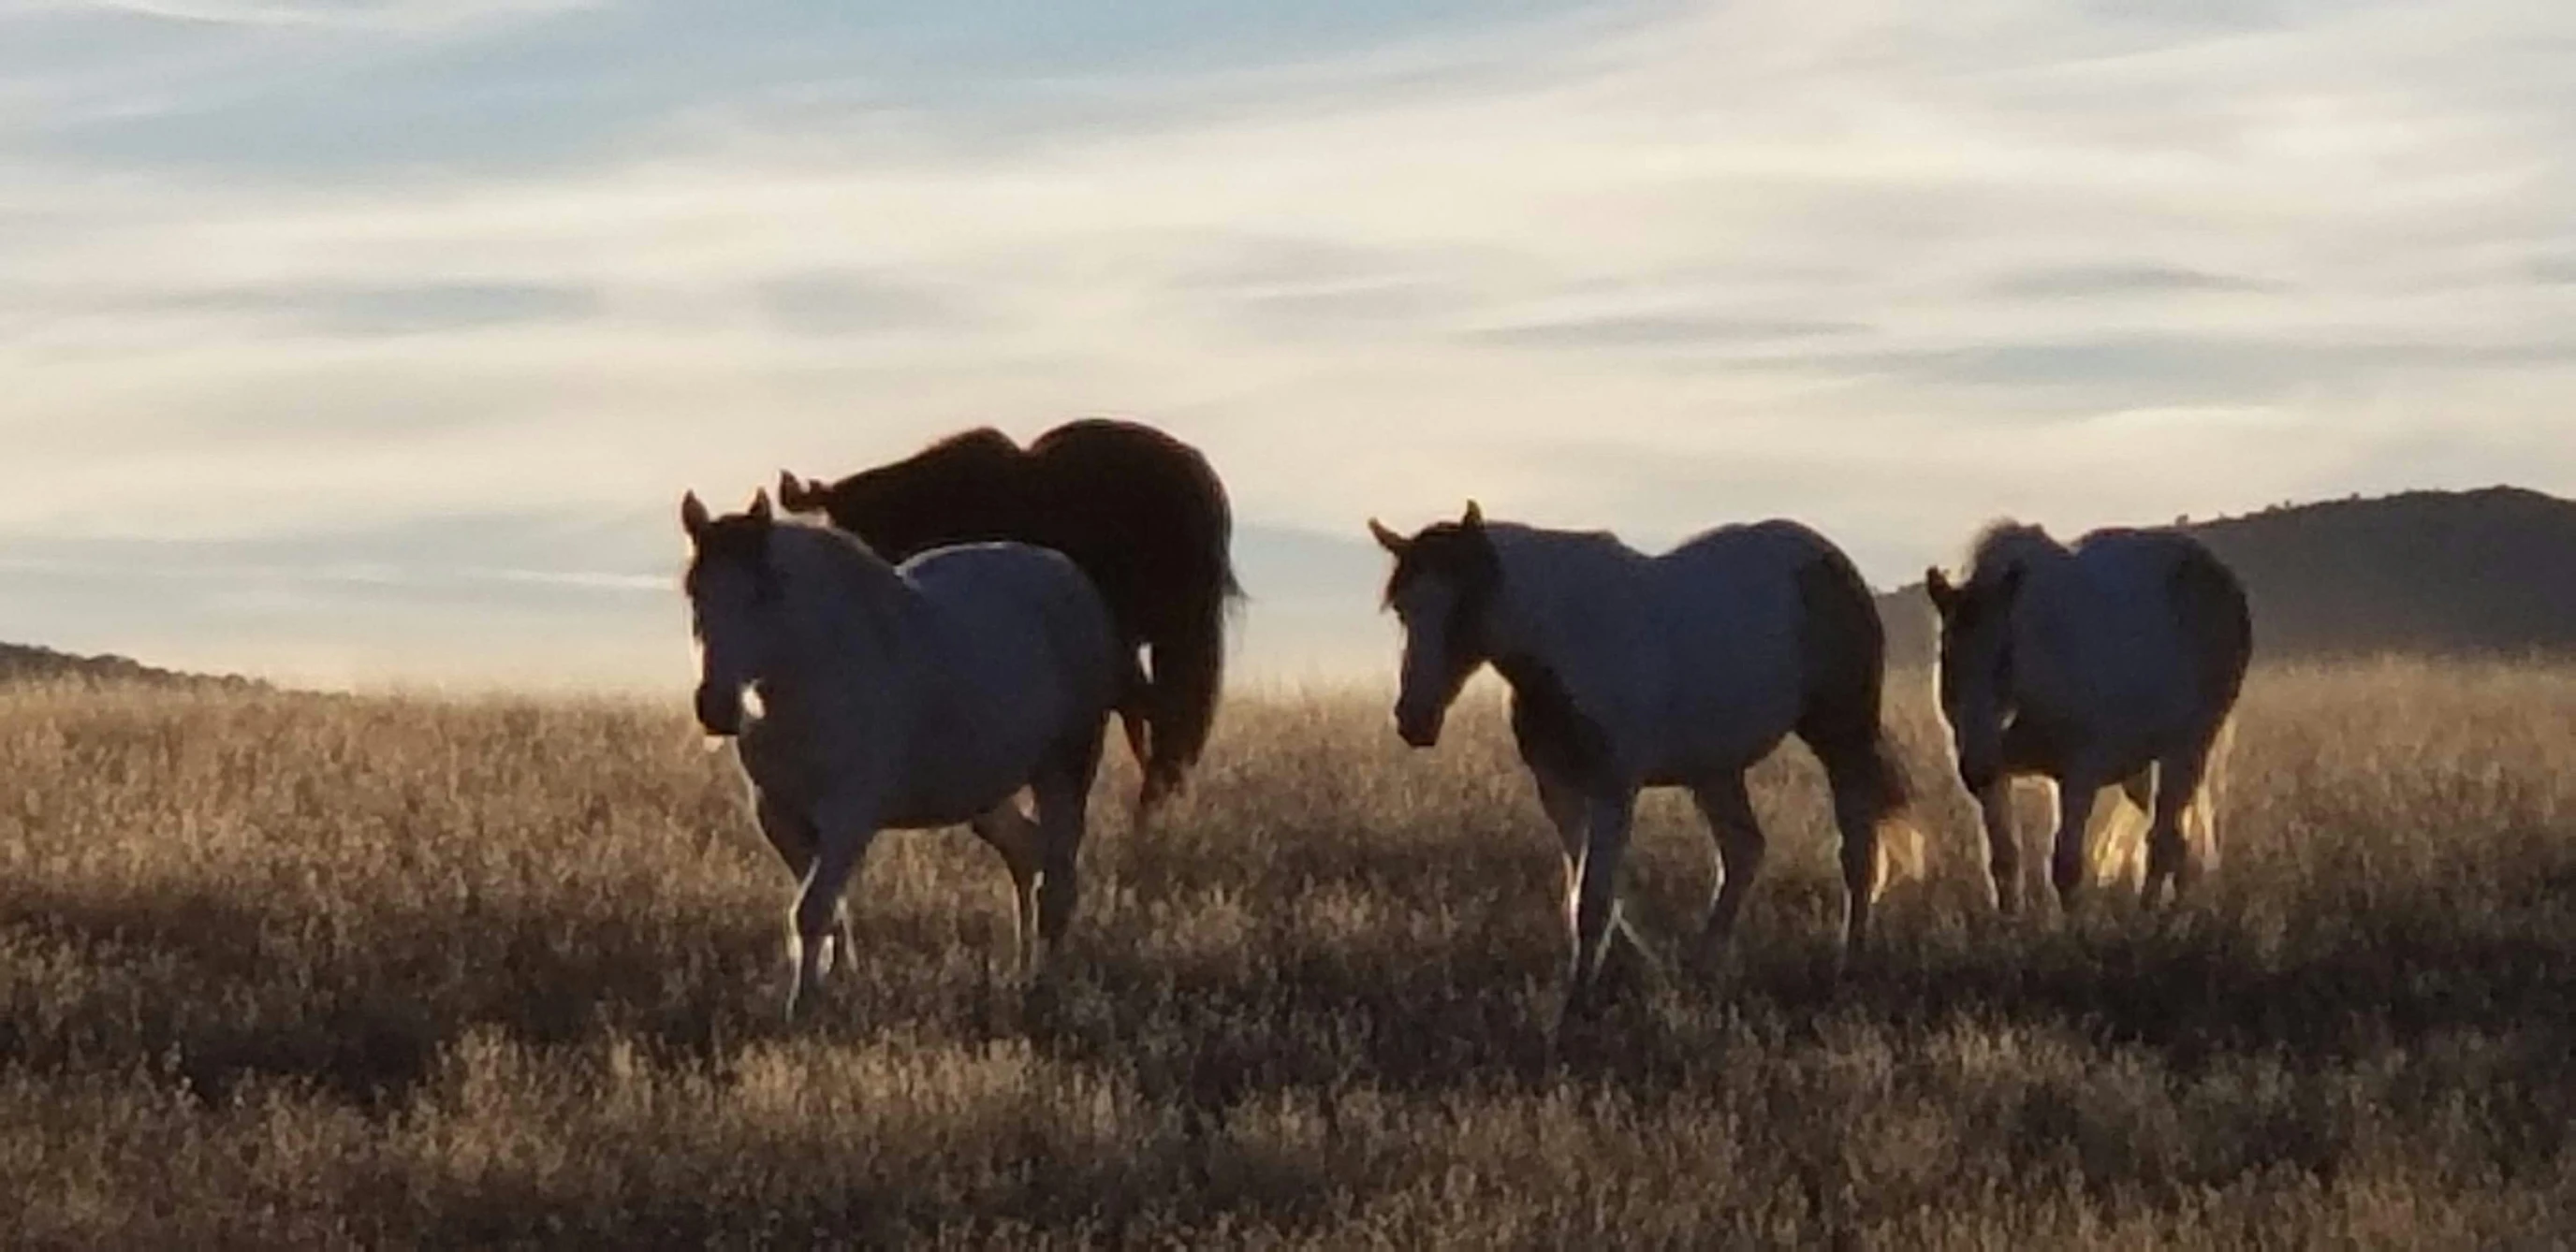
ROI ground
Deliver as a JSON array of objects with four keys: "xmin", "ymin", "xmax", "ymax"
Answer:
[{"xmin": 2, "ymin": 662, "xmax": 2570, "ymax": 1246}]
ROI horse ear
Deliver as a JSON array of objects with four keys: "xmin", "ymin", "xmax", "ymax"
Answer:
[
  {"xmin": 749, "ymin": 488, "xmax": 774, "ymax": 526},
  {"xmin": 1461, "ymin": 500, "xmax": 1484, "ymax": 529},
  {"xmin": 1924, "ymin": 567, "xmax": 1953, "ymax": 610},
  {"xmin": 775, "ymin": 471, "xmax": 807, "ymax": 510},
  {"xmin": 1368, "ymin": 518, "xmax": 1409, "ymax": 555},
  {"xmin": 681, "ymin": 491, "xmax": 710, "ymax": 539}
]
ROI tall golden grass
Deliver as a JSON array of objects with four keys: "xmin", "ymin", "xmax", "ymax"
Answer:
[{"xmin": 2, "ymin": 661, "xmax": 2571, "ymax": 1245}]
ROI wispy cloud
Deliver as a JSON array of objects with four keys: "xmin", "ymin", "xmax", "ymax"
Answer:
[{"xmin": 1987, "ymin": 264, "xmax": 2282, "ymax": 298}]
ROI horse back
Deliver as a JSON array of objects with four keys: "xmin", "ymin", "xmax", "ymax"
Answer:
[
  {"xmin": 1653, "ymin": 520, "xmax": 1841, "ymax": 662},
  {"xmin": 2049, "ymin": 530, "xmax": 2251, "ymax": 736},
  {"xmin": 1023, "ymin": 420, "xmax": 1239, "ymax": 623},
  {"xmin": 898, "ymin": 543, "xmax": 1123, "ymax": 718},
  {"xmin": 1633, "ymin": 522, "xmax": 1841, "ymax": 767}
]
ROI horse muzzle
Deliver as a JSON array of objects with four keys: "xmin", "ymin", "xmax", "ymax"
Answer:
[
  {"xmin": 695, "ymin": 683, "xmax": 744, "ymax": 737},
  {"xmin": 1395, "ymin": 706, "xmax": 1443, "ymax": 749}
]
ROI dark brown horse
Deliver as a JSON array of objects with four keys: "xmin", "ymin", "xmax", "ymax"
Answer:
[{"xmin": 779, "ymin": 418, "xmax": 1241, "ymax": 811}]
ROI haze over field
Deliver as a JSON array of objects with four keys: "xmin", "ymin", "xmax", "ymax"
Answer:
[{"xmin": 7, "ymin": 1, "xmax": 2575, "ymax": 689}]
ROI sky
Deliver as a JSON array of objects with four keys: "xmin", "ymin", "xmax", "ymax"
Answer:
[{"xmin": 5, "ymin": 0, "xmax": 2574, "ymax": 692}]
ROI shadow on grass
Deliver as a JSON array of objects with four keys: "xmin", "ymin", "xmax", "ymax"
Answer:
[
  {"xmin": 0, "ymin": 881, "xmax": 800, "ymax": 1109},
  {"xmin": 8, "ymin": 869, "xmax": 2574, "ymax": 1137}
]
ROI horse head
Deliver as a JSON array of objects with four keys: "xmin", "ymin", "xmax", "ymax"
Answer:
[
  {"xmin": 774, "ymin": 471, "xmax": 828, "ymax": 514},
  {"xmin": 681, "ymin": 488, "xmax": 782, "ymax": 736},
  {"xmin": 1925, "ymin": 561, "xmax": 2024, "ymax": 792},
  {"xmin": 1369, "ymin": 500, "xmax": 1498, "ymax": 748}
]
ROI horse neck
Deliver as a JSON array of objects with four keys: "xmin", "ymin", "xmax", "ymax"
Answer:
[
  {"xmin": 1479, "ymin": 526, "xmax": 1639, "ymax": 685},
  {"xmin": 762, "ymin": 530, "xmax": 918, "ymax": 720},
  {"xmin": 826, "ymin": 449, "xmax": 1031, "ymax": 555},
  {"xmin": 1969, "ymin": 523, "xmax": 2063, "ymax": 581},
  {"xmin": 922, "ymin": 446, "xmax": 1036, "ymax": 539}
]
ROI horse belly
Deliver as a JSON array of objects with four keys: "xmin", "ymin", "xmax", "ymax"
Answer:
[
  {"xmin": 881, "ymin": 706, "xmax": 1071, "ymax": 829},
  {"xmin": 1649, "ymin": 608, "xmax": 1804, "ymax": 779},
  {"xmin": 886, "ymin": 647, "xmax": 1095, "ymax": 829},
  {"xmin": 1647, "ymin": 706, "xmax": 1797, "ymax": 785},
  {"xmin": 2021, "ymin": 648, "xmax": 2193, "ymax": 781}
]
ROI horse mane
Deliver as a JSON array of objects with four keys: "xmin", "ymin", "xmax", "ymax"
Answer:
[
  {"xmin": 751, "ymin": 516, "xmax": 912, "ymax": 636},
  {"xmin": 1956, "ymin": 518, "xmax": 2066, "ymax": 590},
  {"xmin": 826, "ymin": 427, "xmax": 1013, "ymax": 496},
  {"xmin": 766, "ymin": 514, "xmax": 896, "ymax": 582},
  {"xmin": 924, "ymin": 424, "xmax": 1020, "ymax": 456}
]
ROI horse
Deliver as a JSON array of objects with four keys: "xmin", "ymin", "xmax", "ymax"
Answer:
[
  {"xmin": 777, "ymin": 418, "xmax": 1241, "ymax": 814},
  {"xmin": 1924, "ymin": 520, "xmax": 2252, "ymax": 915},
  {"xmin": 681, "ymin": 488, "xmax": 1127, "ymax": 1019},
  {"xmin": 1368, "ymin": 502, "xmax": 1922, "ymax": 1014}
]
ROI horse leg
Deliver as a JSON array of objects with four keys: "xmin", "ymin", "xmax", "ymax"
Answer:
[
  {"xmin": 969, "ymin": 799, "xmax": 1043, "ymax": 973},
  {"xmin": 1975, "ymin": 781, "xmax": 2021, "ymax": 916},
  {"xmin": 2142, "ymin": 750, "xmax": 2209, "ymax": 910},
  {"xmin": 1120, "ymin": 706, "xmax": 1153, "ymax": 809},
  {"xmin": 788, "ymin": 790, "xmax": 880, "ymax": 1022},
  {"xmin": 1567, "ymin": 792, "xmax": 1639, "ymax": 1012},
  {"xmin": 1533, "ymin": 772, "xmax": 1588, "ymax": 938},
  {"xmin": 2047, "ymin": 777, "xmax": 2101, "ymax": 915},
  {"xmin": 1534, "ymin": 772, "xmax": 1642, "ymax": 997},
  {"xmin": 1829, "ymin": 785, "xmax": 1881, "ymax": 960},
  {"xmin": 1119, "ymin": 644, "xmax": 1161, "ymax": 813},
  {"xmin": 1690, "ymin": 771, "xmax": 1765, "ymax": 953},
  {"xmin": 754, "ymin": 796, "xmax": 850, "ymax": 975},
  {"xmin": 1117, "ymin": 653, "xmax": 1156, "ymax": 817},
  {"xmin": 1032, "ymin": 721, "xmax": 1107, "ymax": 958}
]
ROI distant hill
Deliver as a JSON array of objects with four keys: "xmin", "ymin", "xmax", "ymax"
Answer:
[
  {"xmin": 0, "ymin": 643, "xmax": 267, "ymax": 691},
  {"xmin": 1881, "ymin": 486, "xmax": 2576, "ymax": 666}
]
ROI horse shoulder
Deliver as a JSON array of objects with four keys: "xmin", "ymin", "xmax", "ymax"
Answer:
[{"xmin": 1475, "ymin": 535, "xmax": 1637, "ymax": 775}]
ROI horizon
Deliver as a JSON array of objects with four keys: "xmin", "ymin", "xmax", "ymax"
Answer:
[
  {"xmin": 7, "ymin": 2, "xmax": 2575, "ymax": 691},
  {"xmin": 13, "ymin": 479, "xmax": 2563, "ymax": 698}
]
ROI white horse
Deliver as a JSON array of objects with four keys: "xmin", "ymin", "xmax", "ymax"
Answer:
[
  {"xmin": 681, "ymin": 488, "xmax": 1126, "ymax": 1019},
  {"xmin": 1924, "ymin": 521, "xmax": 2252, "ymax": 915},
  {"xmin": 1368, "ymin": 502, "xmax": 1922, "ymax": 1013}
]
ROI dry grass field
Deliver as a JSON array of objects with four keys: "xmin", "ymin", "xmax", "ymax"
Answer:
[{"xmin": 3, "ymin": 661, "xmax": 2573, "ymax": 1247}]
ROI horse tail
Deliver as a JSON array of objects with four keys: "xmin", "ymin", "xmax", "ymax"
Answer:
[
  {"xmin": 2172, "ymin": 537, "xmax": 2251, "ymax": 877},
  {"xmin": 2175, "ymin": 539, "xmax": 2254, "ymax": 713},
  {"xmin": 1793, "ymin": 544, "xmax": 1923, "ymax": 889},
  {"xmin": 1853, "ymin": 730, "xmax": 1926, "ymax": 890},
  {"xmin": 1142, "ymin": 588, "xmax": 1228, "ymax": 805},
  {"xmin": 1137, "ymin": 441, "xmax": 1242, "ymax": 809}
]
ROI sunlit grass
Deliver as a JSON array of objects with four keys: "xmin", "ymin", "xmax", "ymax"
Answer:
[{"xmin": 2, "ymin": 662, "xmax": 2570, "ymax": 1245}]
